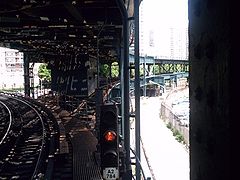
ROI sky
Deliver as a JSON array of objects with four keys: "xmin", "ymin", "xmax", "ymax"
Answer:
[
  {"xmin": 143, "ymin": 0, "xmax": 188, "ymax": 29},
  {"xmin": 0, "ymin": 47, "xmax": 10, "ymax": 52},
  {"xmin": 140, "ymin": 0, "xmax": 189, "ymax": 59}
]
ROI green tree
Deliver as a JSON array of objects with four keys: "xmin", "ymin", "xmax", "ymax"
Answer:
[
  {"xmin": 100, "ymin": 64, "xmax": 110, "ymax": 77},
  {"xmin": 153, "ymin": 65, "xmax": 160, "ymax": 75},
  {"xmin": 111, "ymin": 62, "xmax": 119, "ymax": 77},
  {"xmin": 38, "ymin": 64, "xmax": 51, "ymax": 82},
  {"xmin": 100, "ymin": 62, "xmax": 120, "ymax": 78},
  {"xmin": 140, "ymin": 64, "xmax": 144, "ymax": 76}
]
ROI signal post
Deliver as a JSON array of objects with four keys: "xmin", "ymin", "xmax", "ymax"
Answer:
[{"xmin": 100, "ymin": 103, "xmax": 120, "ymax": 179}]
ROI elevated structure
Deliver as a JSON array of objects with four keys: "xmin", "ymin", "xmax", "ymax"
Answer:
[
  {"xmin": 129, "ymin": 54, "xmax": 189, "ymax": 73},
  {"xmin": 1, "ymin": 1, "xmax": 237, "ymax": 180},
  {"xmin": 0, "ymin": 0, "xmax": 127, "ymax": 98},
  {"xmin": 0, "ymin": 1, "xmax": 135, "ymax": 179}
]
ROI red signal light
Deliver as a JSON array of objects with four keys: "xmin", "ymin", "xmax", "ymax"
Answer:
[{"xmin": 104, "ymin": 131, "xmax": 117, "ymax": 142}]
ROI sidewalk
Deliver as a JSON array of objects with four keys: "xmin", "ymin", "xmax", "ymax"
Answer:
[{"xmin": 138, "ymin": 96, "xmax": 189, "ymax": 180}]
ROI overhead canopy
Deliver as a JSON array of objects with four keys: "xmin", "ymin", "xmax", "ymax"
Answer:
[{"xmin": 0, "ymin": 0, "xmax": 131, "ymax": 64}]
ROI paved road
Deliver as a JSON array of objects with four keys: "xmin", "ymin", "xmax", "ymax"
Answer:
[{"xmin": 130, "ymin": 96, "xmax": 189, "ymax": 180}]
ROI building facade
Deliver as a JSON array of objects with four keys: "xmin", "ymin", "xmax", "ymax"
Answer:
[{"xmin": 0, "ymin": 47, "xmax": 24, "ymax": 89}]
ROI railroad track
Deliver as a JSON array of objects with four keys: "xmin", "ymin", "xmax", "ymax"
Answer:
[
  {"xmin": 0, "ymin": 93, "xmax": 60, "ymax": 179},
  {"xmin": 0, "ymin": 99, "xmax": 12, "ymax": 146}
]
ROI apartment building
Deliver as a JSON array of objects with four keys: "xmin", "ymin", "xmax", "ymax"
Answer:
[{"xmin": 0, "ymin": 47, "xmax": 24, "ymax": 89}]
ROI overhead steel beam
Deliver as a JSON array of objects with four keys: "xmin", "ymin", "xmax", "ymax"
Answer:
[{"xmin": 63, "ymin": 2, "xmax": 85, "ymax": 23}]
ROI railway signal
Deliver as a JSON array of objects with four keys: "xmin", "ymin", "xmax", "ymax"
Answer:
[{"xmin": 100, "ymin": 103, "xmax": 119, "ymax": 179}]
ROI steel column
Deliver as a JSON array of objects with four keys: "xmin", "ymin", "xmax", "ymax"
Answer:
[
  {"xmin": 143, "ymin": 56, "xmax": 146, "ymax": 97},
  {"xmin": 23, "ymin": 54, "xmax": 30, "ymax": 97},
  {"xmin": 116, "ymin": 0, "xmax": 131, "ymax": 179},
  {"xmin": 29, "ymin": 63, "xmax": 34, "ymax": 98},
  {"xmin": 97, "ymin": 40, "xmax": 100, "ymax": 88},
  {"xmin": 109, "ymin": 62, "xmax": 112, "ymax": 81},
  {"xmin": 97, "ymin": 26, "xmax": 104, "ymax": 88},
  {"xmin": 134, "ymin": 0, "xmax": 141, "ymax": 179}
]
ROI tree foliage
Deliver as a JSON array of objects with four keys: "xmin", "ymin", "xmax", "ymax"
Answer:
[
  {"xmin": 111, "ymin": 62, "xmax": 119, "ymax": 77},
  {"xmin": 100, "ymin": 64, "xmax": 110, "ymax": 77},
  {"xmin": 100, "ymin": 62, "xmax": 119, "ymax": 78},
  {"xmin": 38, "ymin": 64, "xmax": 51, "ymax": 82}
]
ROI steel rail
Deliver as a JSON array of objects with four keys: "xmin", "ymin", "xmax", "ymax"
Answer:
[
  {"xmin": 6, "ymin": 96, "xmax": 47, "ymax": 179},
  {"xmin": 0, "ymin": 101, "xmax": 13, "ymax": 144}
]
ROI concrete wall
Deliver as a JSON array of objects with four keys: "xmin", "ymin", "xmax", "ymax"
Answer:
[
  {"xmin": 160, "ymin": 102, "xmax": 189, "ymax": 147},
  {"xmin": 189, "ymin": 0, "xmax": 232, "ymax": 179}
]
